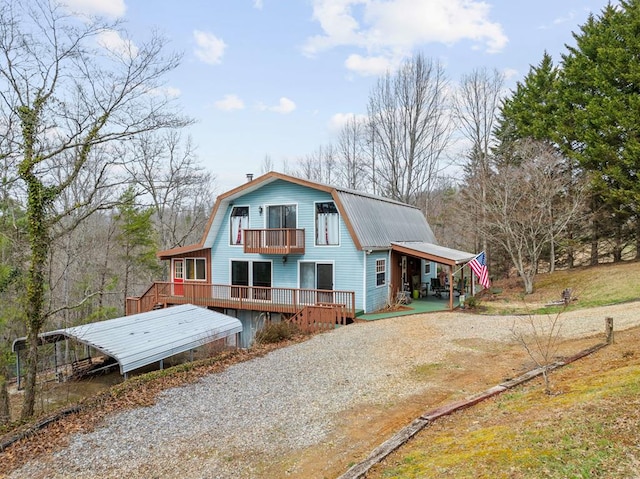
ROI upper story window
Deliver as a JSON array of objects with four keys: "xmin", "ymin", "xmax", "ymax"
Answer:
[
  {"xmin": 230, "ymin": 206, "xmax": 249, "ymax": 245},
  {"xmin": 316, "ymin": 201, "xmax": 339, "ymax": 245},
  {"xmin": 185, "ymin": 258, "xmax": 206, "ymax": 281},
  {"xmin": 267, "ymin": 204, "xmax": 297, "ymax": 229},
  {"xmin": 376, "ymin": 258, "xmax": 386, "ymax": 286}
]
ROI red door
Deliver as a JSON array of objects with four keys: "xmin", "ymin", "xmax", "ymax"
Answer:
[{"xmin": 173, "ymin": 259, "xmax": 184, "ymax": 296}]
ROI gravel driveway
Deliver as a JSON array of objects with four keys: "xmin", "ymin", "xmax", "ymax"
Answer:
[{"xmin": 8, "ymin": 303, "xmax": 640, "ymax": 479}]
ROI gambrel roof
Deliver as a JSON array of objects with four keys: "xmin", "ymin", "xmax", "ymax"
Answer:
[{"xmin": 158, "ymin": 171, "xmax": 436, "ymax": 258}]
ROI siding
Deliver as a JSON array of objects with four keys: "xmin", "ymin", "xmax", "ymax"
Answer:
[
  {"xmin": 209, "ymin": 180, "xmax": 365, "ymax": 310},
  {"xmin": 365, "ymin": 251, "xmax": 391, "ymax": 313}
]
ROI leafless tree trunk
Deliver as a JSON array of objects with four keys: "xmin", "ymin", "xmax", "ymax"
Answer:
[
  {"xmin": 453, "ymin": 68, "xmax": 505, "ymax": 255},
  {"xmin": 0, "ymin": 0, "xmax": 191, "ymax": 418},
  {"xmin": 367, "ymin": 53, "xmax": 452, "ymax": 206},
  {"xmin": 511, "ymin": 308, "xmax": 566, "ymax": 394},
  {"xmin": 295, "ymin": 144, "xmax": 336, "ymax": 185},
  {"xmin": 126, "ymin": 132, "xmax": 216, "ymax": 250},
  {"xmin": 261, "ymin": 155, "xmax": 274, "ymax": 175},
  {"xmin": 0, "ymin": 374, "xmax": 9, "ymax": 425},
  {"xmin": 336, "ymin": 115, "xmax": 368, "ymax": 190},
  {"xmin": 478, "ymin": 140, "xmax": 585, "ymax": 294}
]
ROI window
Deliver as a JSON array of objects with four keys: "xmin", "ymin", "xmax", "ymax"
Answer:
[
  {"xmin": 185, "ymin": 258, "xmax": 206, "ymax": 280},
  {"xmin": 424, "ymin": 262, "xmax": 431, "ymax": 275},
  {"xmin": 231, "ymin": 260, "xmax": 249, "ymax": 299},
  {"xmin": 376, "ymin": 259, "xmax": 386, "ymax": 286},
  {"xmin": 267, "ymin": 204, "xmax": 296, "ymax": 229},
  {"xmin": 252, "ymin": 261, "xmax": 272, "ymax": 300},
  {"xmin": 315, "ymin": 201, "xmax": 339, "ymax": 245},
  {"xmin": 230, "ymin": 206, "xmax": 249, "ymax": 245},
  {"xmin": 299, "ymin": 262, "xmax": 334, "ymax": 304},
  {"xmin": 231, "ymin": 260, "xmax": 272, "ymax": 300}
]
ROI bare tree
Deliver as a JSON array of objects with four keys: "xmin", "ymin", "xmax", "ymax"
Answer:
[
  {"xmin": 475, "ymin": 140, "xmax": 585, "ymax": 294},
  {"xmin": 261, "ymin": 154, "xmax": 274, "ymax": 175},
  {"xmin": 0, "ymin": 0, "xmax": 192, "ymax": 418},
  {"xmin": 511, "ymin": 308, "xmax": 566, "ymax": 394},
  {"xmin": 367, "ymin": 53, "xmax": 452, "ymax": 206},
  {"xmin": 453, "ymin": 68, "xmax": 505, "ymax": 254},
  {"xmin": 335, "ymin": 114, "xmax": 369, "ymax": 190},
  {"xmin": 126, "ymin": 132, "xmax": 216, "ymax": 250},
  {"xmin": 294, "ymin": 144, "xmax": 336, "ymax": 184}
]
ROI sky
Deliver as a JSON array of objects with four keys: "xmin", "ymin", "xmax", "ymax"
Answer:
[{"xmin": 65, "ymin": 0, "xmax": 617, "ymax": 192}]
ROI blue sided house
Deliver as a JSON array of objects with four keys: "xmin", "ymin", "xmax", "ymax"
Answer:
[{"xmin": 127, "ymin": 172, "xmax": 477, "ymax": 347}]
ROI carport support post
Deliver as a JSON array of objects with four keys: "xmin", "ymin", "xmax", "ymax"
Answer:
[
  {"xmin": 448, "ymin": 265, "xmax": 454, "ymax": 310},
  {"xmin": 53, "ymin": 342, "xmax": 58, "ymax": 378},
  {"xmin": 160, "ymin": 359, "xmax": 164, "ymax": 370},
  {"xmin": 15, "ymin": 350, "xmax": 21, "ymax": 390}
]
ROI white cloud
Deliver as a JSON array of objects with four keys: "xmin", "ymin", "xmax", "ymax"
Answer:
[
  {"xmin": 344, "ymin": 54, "xmax": 393, "ymax": 76},
  {"xmin": 215, "ymin": 94, "xmax": 245, "ymax": 111},
  {"xmin": 253, "ymin": 0, "xmax": 264, "ymax": 9},
  {"xmin": 503, "ymin": 68, "xmax": 519, "ymax": 81},
  {"xmin": 97, "ymin": 30, "xmax": 138, "ymax": 58},
  {"xmin": 258, "ymin": 97, "xmax": 297, "ymax": 114},
  {"xmin": 304, "ymin": 0, "xmax": 508, "ymax": 76},
  {"xmin": 328, "ymin": 112, "xmax": 368, "ymax": 132},
  {"xmin": 59, "ymin": 0, "xmax": 126, "ymax": 18},
  {"xmin": 193, "ymin": 30, "xmax": 227, "ymax": 65},
  {"xmin": 271, "ymin": 97, "xmax": 296, "ymax": 114}
]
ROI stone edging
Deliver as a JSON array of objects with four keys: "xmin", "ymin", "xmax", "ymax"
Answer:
[{"xmin": 337, "ymin": 342, "xmax": 608, "ymax": 479}]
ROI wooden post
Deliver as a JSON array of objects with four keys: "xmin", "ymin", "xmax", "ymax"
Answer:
[{"xmin": 605, "ymin": 317, "xmax": 614, "ymax": 344}]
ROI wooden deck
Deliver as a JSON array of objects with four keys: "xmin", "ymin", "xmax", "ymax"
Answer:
[
  {"xmin": 243, "ymin": 228, "xmax": 305, "ymax": 255},
  {"xmin": 127, "ymin": 281, "xmax": 356, "ymax": 319}
]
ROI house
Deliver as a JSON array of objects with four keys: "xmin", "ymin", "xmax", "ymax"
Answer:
[{"xmin": 127, "ymin": 172, "xmax": 476, "ymax": 347}]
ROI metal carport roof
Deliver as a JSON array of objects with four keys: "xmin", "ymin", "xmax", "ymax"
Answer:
[{"xmin": 12, "ymin": 304, "xmax": 242, "ymax": 375}]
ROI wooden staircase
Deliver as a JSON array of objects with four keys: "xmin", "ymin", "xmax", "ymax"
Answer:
[{"xmin": 288, "ymin": 303, "xmax": 349, "ymax": 333}]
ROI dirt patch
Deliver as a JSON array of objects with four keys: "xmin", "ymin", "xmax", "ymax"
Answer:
[{"xmin": 365, "ymin": 326, "xmax": 640, "ymax": 478}]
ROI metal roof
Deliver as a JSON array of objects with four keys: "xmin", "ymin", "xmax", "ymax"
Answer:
[
  {"xmin": 160, "ymin": 172, "xmax": 440, "ymax": 257},
  {"xmin": 391, "ymin": 241, "xmax": 476, "ymax": 265},
  {"xmin": 12, "ymin": 304, "xmax": 242, "ymax": 375},
  {"xmin": 336, "ymin": 191, "xmax": 436, "ymax": 249}
]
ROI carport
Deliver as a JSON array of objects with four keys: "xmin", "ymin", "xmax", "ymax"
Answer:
[
  {"xmin": 390, "ymin": 242, "xmax": 477, "ymax": 310},
  {"xmin": 12, "ymin": 304, "xmax": 243, "ymax": 386}
]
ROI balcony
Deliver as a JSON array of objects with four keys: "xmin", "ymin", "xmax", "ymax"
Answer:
[
  {"xmin": 126, "ymin": 281, "xmax": 356, "ymax": 319},
  {"xmin": 243, "ymin": 228, "xmax": 305, "ymax": 255}
]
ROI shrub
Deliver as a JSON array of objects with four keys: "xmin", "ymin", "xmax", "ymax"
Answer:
[
  {"xmin": 254, "ymin": 321, "xmax": 300, "ymax": 345},
  {"xmin": 465, "ymin": 295, "xmax": 480, "ymax": 309}
]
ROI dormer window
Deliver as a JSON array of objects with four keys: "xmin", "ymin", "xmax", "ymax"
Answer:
[
  {"xmin": 230, "ymin": 206, "xmax": 249, "ymax": 245},
  {"xmin": 315, "ymin": 201, "xmax": 339, "ymax": 245}
]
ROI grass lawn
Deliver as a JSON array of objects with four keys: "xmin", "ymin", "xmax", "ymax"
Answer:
[
  {"xmin": 478, "ymin": 260, "xmax": 640, "ymax": 315},
  {"xmin": 366, "ymin": 261, "xmax": 640, "ymax": 479}
]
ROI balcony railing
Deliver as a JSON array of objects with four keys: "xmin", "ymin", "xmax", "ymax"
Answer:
[
  {"xmin": 126, "ymin": 281, "xmax": 355, "ymax": 318},
  {"xmin": 243, "ymin": 228, "xmax": 305, "ymax": 254}
]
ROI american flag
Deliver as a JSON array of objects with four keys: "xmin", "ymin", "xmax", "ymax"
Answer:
[{"xmin": 468, "ymin": 251, "xmax": 491, "ymax": 289}]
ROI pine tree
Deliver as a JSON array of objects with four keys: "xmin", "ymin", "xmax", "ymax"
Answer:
[
  {"xmin": 115, "ymin": 188, "xmax": 160, "ymax": 303},
  {"xmin": 559, "ymin": 1, "xmax": 640, "ymax": 261}
]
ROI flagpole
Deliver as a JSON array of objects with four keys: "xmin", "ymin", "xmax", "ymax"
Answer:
[{"xmin": 452, "ymin": 251, "xmax": 481, "ymax": 276}]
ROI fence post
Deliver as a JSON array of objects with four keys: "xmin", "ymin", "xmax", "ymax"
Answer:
[{"xmin": 605, "ymin": 317, "xmax": 614, "ymax": 344}]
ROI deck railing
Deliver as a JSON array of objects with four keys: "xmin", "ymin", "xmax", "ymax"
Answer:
[
  {"xmin": 243, "ymin": 228, "xmax": 305, "ymax": 254},
  {"xmin": 126, "ymin": 281, "xmax": 355, "ymax": 318}
]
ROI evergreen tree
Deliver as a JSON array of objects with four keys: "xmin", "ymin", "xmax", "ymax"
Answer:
[
  {"xmin": 495, "ymin": 52, "xmax": 561, "ymax": 149},
  {"xmin": 115, "ymin": 188, "xmax": 160, "ymax": 303},
  {"xmin": 496, "ymin": 53, "xmax": 583, "ymax": 270},
  {"xmin": 558, "ymin": 1, "xmax": 640, "ymax": 261}
]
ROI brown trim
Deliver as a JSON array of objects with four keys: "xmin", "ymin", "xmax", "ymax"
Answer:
[
  {"xmin": 390, "ymin": 243, "xmax": 459, "ymax": 266},
  {"xmin": 330, "ymin": 191, "xmax": 363, "ymax": 250}
]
